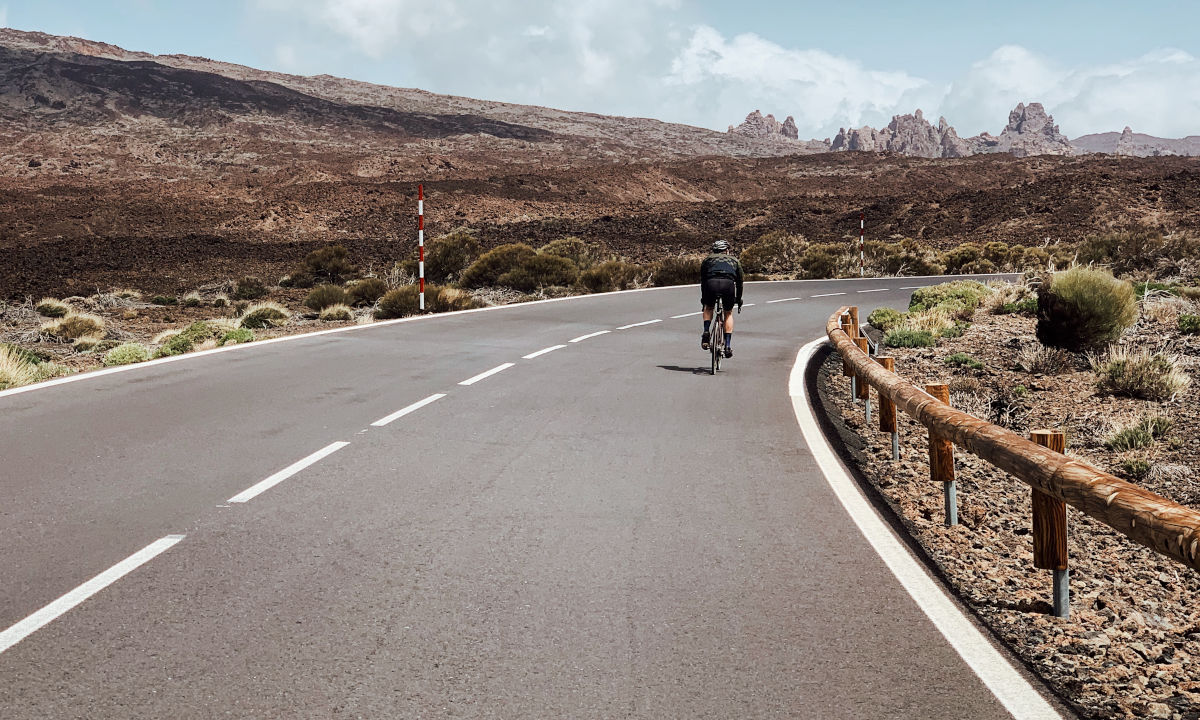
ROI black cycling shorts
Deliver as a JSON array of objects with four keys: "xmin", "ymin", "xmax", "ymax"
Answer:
[{"xmin": 701, "ymin": 277, "xmax": 737, "ymax": 309}]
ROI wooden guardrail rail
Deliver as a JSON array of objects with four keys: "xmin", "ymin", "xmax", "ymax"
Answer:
[{"xmin": 827, "ymin": 306, "xmax": 1200, "ymax": 616}]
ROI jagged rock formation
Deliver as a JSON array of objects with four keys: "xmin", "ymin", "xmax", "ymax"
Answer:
[
  {"xmin": 830, "ymin": 110, "xmax": 970, "ymax": 158},
  {"xmin": 728, "ymin": 110, "xmax": 799, "ymax": 141},
  {"xmin": 830, "ymin": 103, "xmax": 1072, "ymax": 158}
]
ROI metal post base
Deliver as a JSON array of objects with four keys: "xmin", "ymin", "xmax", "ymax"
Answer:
[
  {"xmin": 864, "ymin": 398, "xmax": 872, "ymax": 426},
  {"xmin": 1053, "ymin": 569, "xmax": 1070, "ymax": 619},
  {"xmin": 851, "ymin": 377, "xmax": 858, "ymax": 400},
  {"xmin": 944, "ymin": 480, "xmax": 957, "ymax": 526},
  {"xmin": 891, "ymin": 432, "xmax": 900, "ymax": 461}
]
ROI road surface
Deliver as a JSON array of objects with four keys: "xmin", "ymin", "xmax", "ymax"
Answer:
[{"xmin": 0, "ymin": 276, "xmax": 1061, "ymax": 718}]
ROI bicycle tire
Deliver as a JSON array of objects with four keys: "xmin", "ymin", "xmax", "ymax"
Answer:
[{"xmin": 711, "ymin": 302, "xmax": 723, "ymax": 375}]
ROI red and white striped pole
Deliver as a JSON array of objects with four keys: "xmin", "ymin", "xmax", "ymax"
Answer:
[
  {"xmin": 859, "ymin": 212, "xmax": 865, "ymax": 278},
  {"xmin": 418, "ymin": 184, "xmax": 425, "ymax": 311}
]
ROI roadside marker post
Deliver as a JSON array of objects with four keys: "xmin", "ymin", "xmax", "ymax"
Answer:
[
  {"xmin": 859, "ymin": 212, "xmax": 865, "ymax": 278},
  {"xmin": 926, "ymin": 383, "xmax": 957, "ymax": 527},
  {"xmin": 418, "ymin": 184, "xmax": 425, "ymax": 312}
]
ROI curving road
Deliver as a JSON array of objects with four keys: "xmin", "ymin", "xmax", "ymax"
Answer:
[{"xmin": 0, "ymin": 276, "xmax": 1062, "ymax": 718}]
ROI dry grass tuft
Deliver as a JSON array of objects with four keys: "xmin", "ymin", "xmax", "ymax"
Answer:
[
  {"xmin": 1090, "ymin": 346, "xmax": 1191, "ymax": 401},
  {"xmin": 42, "ymin": 312, "xmax": 105, "ymax": 341}
]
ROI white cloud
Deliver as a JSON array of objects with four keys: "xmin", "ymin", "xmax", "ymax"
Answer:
[{"xmin": 254, "ymin": 1, "xmax": 1200, "ymax": 140}]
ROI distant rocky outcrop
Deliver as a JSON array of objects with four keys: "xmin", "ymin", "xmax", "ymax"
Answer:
[
  {"xmin": 829, "ymin": 103, "xmax": 1072, "ymax": 158},
  {"xmin": 728, "ymin": 110, "xmax": 799, "ymax": 141}
]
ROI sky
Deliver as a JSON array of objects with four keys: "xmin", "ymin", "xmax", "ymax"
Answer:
[{"xmin": 3, "ymin": 0, "xmax": 1199, "ymax": 139}]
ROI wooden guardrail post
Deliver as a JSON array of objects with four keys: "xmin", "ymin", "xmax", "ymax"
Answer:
[
  {"xmin": 840, "ymin": 315, "xmax": 855, "ymax": 378},
  {"xmin": 854, "ymin": 337, "xmax": 871, "ymax": 423},
  {"xmin": 876, "ymin": 357, "xmax": 899, "ymax": 460},
  {"xmin": 847, "ymin": 306, "xmax": 860, "ymax": 337},
  {"xmin": 926, "ymin": 383, "xmax": 957, "ymax": 526},
  {"xmin": 1030, "ymin": 430, "xmax": 1069, "ymax": 619},
  {"xmin": 846, "ymin": 308, "xmax": 860, "ymax": 398}
]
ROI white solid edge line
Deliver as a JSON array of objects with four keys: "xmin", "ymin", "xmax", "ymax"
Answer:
[
  {"xmin": 856, "ymin": 289, "xmax": 888, "ymax": 293},
  {"xmin": 458, "ymin": 362, "xmax": 515, "ymax": 386},
  {"xmin": 0, "ymin": 534, "xmax": 185, "ymax": 655},
  {"xmin": 0, "ymin": 274, "xmax": 1020, "ymax": 401},
  {"xmin": 766, "ymin": 297, "xmax": 801, "ymax": 304},
  {"xmin": 788, "ymin": 338, "xmax": 1061, "ymax": 719},
  {"xmin": 569, "ymin": 330, "xmax": 610, "ymax": 343},
  {"xmin": 371, "ymin": 393, "xmax": 447, "ymax": 427},
  {"xmin": 523, "ymin": 344, "xmax": 567, "ymax": 360},
  {"xmin": 810, "ymin": 292, "xmax": 847, "ymax": 298},
  {"xmin": 228, "ymin": 441, "xmax": 350, "ymax": 503},
  {"xmin": 670, "ymin": 311, "xmax": 702, "ymax": 318},
  {"xmin": 616, "ymin": 319, "xmax": 662, "ymax": 330}
]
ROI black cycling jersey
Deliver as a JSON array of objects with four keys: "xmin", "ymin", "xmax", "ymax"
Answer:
[{"xmin": 700, "ymin": 252, "xmax": 744, "ymax": 301}]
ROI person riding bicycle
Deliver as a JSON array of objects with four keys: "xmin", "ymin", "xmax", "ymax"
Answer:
[{"xmin": 700, "ymin": 239, "xmax": 743, "ymax": 358}]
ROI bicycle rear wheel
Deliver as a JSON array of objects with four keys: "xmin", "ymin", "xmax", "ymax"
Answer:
[{"xmin": 711, "ymin": 305, "xmax": 723, "ymax": 375}]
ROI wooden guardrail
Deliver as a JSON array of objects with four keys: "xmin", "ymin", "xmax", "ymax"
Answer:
[{"xmin": 827, "ymin": 306, "xmax": 1200, "ymax": 617}]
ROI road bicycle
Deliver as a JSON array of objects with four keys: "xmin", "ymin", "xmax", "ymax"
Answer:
[{"xmin": 709, "ymin": 298, "xmax": 726, "ymax": 375}]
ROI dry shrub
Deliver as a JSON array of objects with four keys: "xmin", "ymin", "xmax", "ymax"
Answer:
[
  {"xmin": 103, "ymin": 343, "xmax": 150, "ymax": 366},
  {"xmin": 982, "ymin": 280, "xmax": 1035, "ymax": 313},
  {"xmin": 346, "ymin": 278, "xmax": 387, "ymax": 306},
  {"xmin": 651, "ymin": 255, "xmax": 703, "ymax": 287},
  {"xmin": 579, "ymin": 261, "xmax": 647, "ymax": 293},
  {"xmin": 425, "ymin": 231, "xmax": 482, "ymax": 283},
  {"xmin": 0, "ymin": 345, "xmax": 36, "ymax": 389},
  {"xmin": 36, "ymin": 297, "xmax": 70, "ymax": 318},
  {"xmin": 239, "ymin": 302, "xmax": 291, "ymax": 329},
  {"xmin": 1015, "ymin": 345, "xmax": 1074, "ymax": 375},
  {"xmin": 319, "ymin": 304, "xmax": 354, "ymax": 321},
  {"xmin": 1141, "ymin": 294, "xmax": 1189, "ymax": 326},
  {"xmin": 497, "ymin": 253, "xmax": 579, "ymax": 291},
  {"xmin": 42, "ymin": 312, "xmax": 105, "ymax": 341},
  {"xmin": 739, "ymin": 231, "xmax": 806, "ymax": 275},
  {"xmin": 867, "ymin": 307, "xmax": 905, "ymax": 332},
  {"xmin": 1090, "ymin": 347, "xmax": 1190, "ymax": 401},
  {"xmin": 459, "ymin": 244, "xmax": 537, "ymax": 288},
  {"xmin": 304, "ymin": 284, "xmax": 348, "ymax": 311},
  {"xmin": 182, "ymin": 291, "xmax": 203, "ymax": 308},
  {"xmin": 901, "ymin": 308, "xmax": 955, "ymax": 335},
  {"xmin": 233, "ymin": 276, "xmax": 268, "ymax": 300},
  {"xmin": 375, "ymin": 285, "xmax": 483, "ymax": 319},
  {"xmin": 1037, "ymin": 267, "xmax": 1136, "ymax": 350},
  {"xmin": 540, "ymin": 237, "xmax": 602, "ymax": 270}
]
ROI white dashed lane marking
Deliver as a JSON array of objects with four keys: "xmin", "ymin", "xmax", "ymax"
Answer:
[
  {"xmin": 811, "ymin": 293, "xmax": 847, "ymax": 298},
  {"xmin": 228, "ymin": 442, "xmax": 350, "ymax": 503},
  {"xmin": 523, "ymin": 345, "xmax": 567, "ymax": 360},
  {"xmin": 371, "ymin": 394, "xmax": 447, "ymax": 427},
  {"xmin": 616, "ymin": 319, "xmax": 662, "ymax": 330},
  {"xmin": 569, "ymin": 330, "xmax": 610, "ymax": 343},
  {"xmin": 857, "ymin": 289, "xmax": 888, "ymax": 293},
  {"xmin": 670, "ymin": 312, "xmax": 702, "ymax": 319},
  {"xmin": 767, "ymin": 297, "xmax": 802, "ymax": 304},
  {"xmin": 458, "ymin": 363, "xmax": 516, "ymax": 386}
]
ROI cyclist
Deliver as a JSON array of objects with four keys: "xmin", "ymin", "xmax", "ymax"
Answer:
[{"xmin": 700, "ymin": 239, "xmax": 743, "ymax": 358}]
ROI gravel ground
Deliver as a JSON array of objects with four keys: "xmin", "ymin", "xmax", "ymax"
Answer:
[{"xmin": 817, "ymin": 305, "xmax": 1200, "ymax": 720}]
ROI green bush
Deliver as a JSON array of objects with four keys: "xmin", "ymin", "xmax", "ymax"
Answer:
[
  {"xmin": 2, "ymin": 343, "xmax": 52, "ymax": 365},
  {"xmin": 940, "ymin": 243, "xmax": 981, "ymax": 273},
  {"xmin": 739, "ymin": 231, "xmax": 806, "ymax": 274},
  {"xmin": 884, "ymin": 328, "xmax": 936, "ymax": 348},
  {"xmin": 798, "ymin": 244, "xmax": 848, "ymax": 279},
  {"xmin": 425, "ymin": 231, "xmax": 482, "ymax": 283},
  {"xmin": 1178, "ymin": 314, "xmax": 1200, "ymax": 335},
  {"xmin": 297, "ymin": 245, "xmax": 356, "ymax": 286},
  {"xmin": 939, "ymin": 321, "xmax": 969, "ymax": 338},
  {"xmin": 36, "ymin": 297, "xmax": 70, "ymax": 318},
  {"xmin": 867, "ymin": 307, "xmax": 905, "ymax": 331},
  {"xmin": 497, "ymin": 254, "xmax": 579, "ymax": 291},
  {"xmin": 908, "ymin": 280, "xmax": 990, "ymax": 315},
  {"xmin": 42, "ymin": 312, "xmax": 105, "ymax": 341},
  {"xmin": 944, "ymin": 353, "xmax": 984, "ymax": 370},
  {"xmin": 579, "ymin": 260, "xmax": 645, "ymax": 293},
  {"xmin": 213, "ymin": 294, "xmax": 230, "ymax": 308},
  {"xmin": 375, "ymin": 285, "xmax": 483, "ymax": 319},
  {"xmin": 304, "ymin": 284, "xmax": 348, "ymax": 311},
  {"xmin": 540, "ymin": 237, "xmax": 602, "ymax": 269},
  {"xmin": 151, "ymin": 295, "xmax": 177, "ymax": 306},
  {"xmin": 652, "ymin": 255, "xmax": 703, "ymax": 287},
  {"xmin": 103, "ymin": 343, "xmax": 150, "ymax": 366},
  {"xmin": 1091, "ymin": 347, "xmax": 1190, "ymax": 401},
  {"xmin": 1104, "ymin": 415, "xmax": 1171, "ymax": 451},
  {"xmin": 346, "ymin": 278, "xmax": 387, "ymax": 306},
  {"xmin": 233, "ymin": 276, "xmax": 267, "ymax": 300},
  {"xmin": 1117, "ymin": 456, "xmax": 1151, "ymax": 481},
  {"xmin": 997, "ymin": 296, "xmax": 1038, "ymax": 316},
  {"xmin": 319, "ymin": 304, "xmax": 354, "ymax": 321},
  {"xmin": 239, "ymin": 302, "xmax": 290, "ymax": 329},
  {"xmin": 219, "ymin": 328, "xmax": 254, "ymax": 346},
  {"xmin": 181, "ymin": 292, "xmax": 203, "ymax": 308},
  {"xmin": 1036, "ymin": 267, "xmax": 1136, "ymax": 351},
  {"xmin": 155, "ymin": 333, "xmax": 195, "ymax": 358},
  {"xmin": 459, "ymin": 243, "xmax": 537, "ymax": 288}
]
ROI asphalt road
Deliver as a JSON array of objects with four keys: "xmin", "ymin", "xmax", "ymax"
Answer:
[{"xmin": 0, "ymin": 276, "xmax": 1055, "ymax": 718}]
